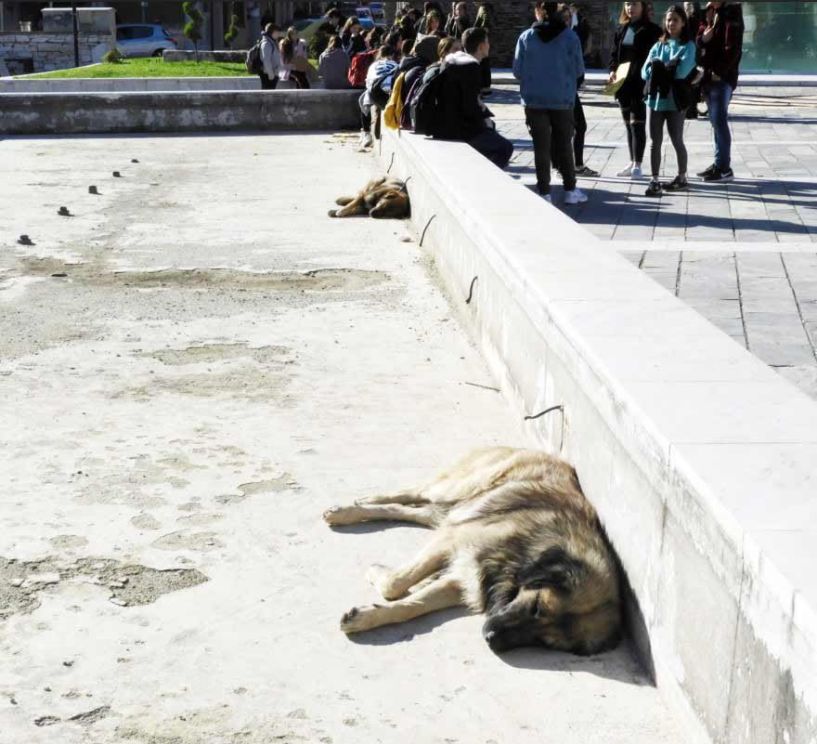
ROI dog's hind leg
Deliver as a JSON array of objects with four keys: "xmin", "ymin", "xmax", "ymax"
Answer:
[
  {"xmin": 367, "ymin": 534, "xmax": 450, "ymax": 600},
  {"xmin": 340, "ymin": 575, "xmax": 463, "ymax": 634},
  {"xmin": 328, "ymin": 196, "xmax": 366, "ymax": 218},
  {"xmin": 355, "ymin": 491, "xmax": 430, "ymax": 506},
  {"xmin": 323, "ymin": 502, "xmax": 436, "ymax": 527}
]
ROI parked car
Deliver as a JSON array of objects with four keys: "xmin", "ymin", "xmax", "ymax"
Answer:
[{"xmin": 115, "ymin": 24, "xmax": 178, "ymax": 58}]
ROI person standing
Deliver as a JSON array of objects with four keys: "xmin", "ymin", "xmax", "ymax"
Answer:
[
  {"xmin": 445, "ymin": 1, "xmax": 471, "ymax": 39},
  {"xmin": 475, "ymin": 3, "xmax": 494, "ymax": 95},
  {"xmin": 559, "ymin": 3, "xmax": 598, "ymax": 177},
  {"xmin": 641, "ymin": 4, "xmax": 697, "ymax": 196},
  {"xmin": 608, "ymin": 1, "xmax": 661, "ymax": 179},
  {"xmin": 259, "ymin": 23, "xmax": 282, "ymax": 90},
  {"xmin": 683, "ymin": 1, "xmax": 704, "ymax": 119},
  {"xmin": 697, "ymin": 1, "xmax": 744, "ymax": 182},
  {"xmin": 514, "ymin": 1, "xmax": 587, "ymax": 204}
]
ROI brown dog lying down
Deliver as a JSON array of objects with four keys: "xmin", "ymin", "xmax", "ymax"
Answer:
[
  {"xmin": 324, "ymin": 447, "xmax": 622, "ymax": 655},
  {"xmin": 328, "ymin": 177, "xmax": 410, "ymax": 219}
]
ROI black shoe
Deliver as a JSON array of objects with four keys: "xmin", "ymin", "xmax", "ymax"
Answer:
[
  {"xmin": 664, "ymin": 175, "xmax": 689, "ymax": 192},
  {"xmin": 697, "ymin": 163, "xmax": 717, "ymax": 178},
  {"xmin": 645, "ymin": 180, "xmax": 663, "ymax": 197},
  {"xmin": 703, "ymin": 167, "xmax": 734, "ymax": 183}
]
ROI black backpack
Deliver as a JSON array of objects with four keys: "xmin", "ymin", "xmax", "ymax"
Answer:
[
  {"xmin": 409, "ymin": 63, "xmax": 446, "ymax": 136},
  {"xmin": 246, "ymin": 36, "xmax": 264, "ymax": 75}
]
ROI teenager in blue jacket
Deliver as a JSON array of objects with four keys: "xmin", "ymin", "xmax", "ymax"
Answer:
[
  {"xmin": 641, "ymin": 4, "xmax": 697, "ymax": 196},
  {"xmin": 513, "ymin": 1, "xmax": 586, "ymax": 204}
]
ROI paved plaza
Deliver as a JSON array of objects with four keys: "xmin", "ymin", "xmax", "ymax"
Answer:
[{"xmin": 493, "ymin": 83, "xmax": 817, "ymax": 399}]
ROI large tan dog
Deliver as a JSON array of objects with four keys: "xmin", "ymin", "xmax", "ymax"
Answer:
[
  {"xmin": 328, "ymin": 177, "xmax": 410, "ymax": 219},
  {"xmin": 323, "ymin": 447, "xmax": 622, "ymax": 655}
]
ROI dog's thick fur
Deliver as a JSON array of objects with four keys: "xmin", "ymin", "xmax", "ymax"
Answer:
[
  {"xmin": 328, "ymin": 177, "xmax": 410, "ymax": 219},
  {"xmin": 324, "ymin": 447, "xmax": 622, "ymax": 655}
]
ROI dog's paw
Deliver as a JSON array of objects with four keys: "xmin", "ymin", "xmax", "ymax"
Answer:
[
  {"xmin": 327, "ymin": 209, "xmax": 338, "ymax": 218},
  {"xmin": 366, "ymin": 564, "xmax": 404, "ymax": 601},
  {"xmin": 323, "ymin": 505, "xmax": 357, "ymax": 526},
  {"xmin": 340, "ymin": 604, "xmax": 381, "ymax": 634}
]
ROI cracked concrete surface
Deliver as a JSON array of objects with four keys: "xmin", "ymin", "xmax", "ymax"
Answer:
[{"xmin": 0, "ymin": 132, "xmax": 688, "ymax": 743}]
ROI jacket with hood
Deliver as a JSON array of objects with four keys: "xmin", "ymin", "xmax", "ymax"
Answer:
[
  {"xmin": 513, "ymin": 20, "xmax": 584, "ymax": 111},
  {"xmin": 260, "ymin": 32, "xmax": 282, "ymax": 79},
  {"xmin": 433, "ymin": 51, "xmax": 491, "ymax": 141},
  {"xmin": 318, "ymin": 47, "xmax": 350, "ymax": 89}
]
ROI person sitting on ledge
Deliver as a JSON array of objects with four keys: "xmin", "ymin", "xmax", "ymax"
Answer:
[
  {"xmin": 318, "ymin": 35, "xmax": 350, "ymax": 89},
  {"xmin": 433, "ymin": 27, "xmax": 513, "ymax": 170}
]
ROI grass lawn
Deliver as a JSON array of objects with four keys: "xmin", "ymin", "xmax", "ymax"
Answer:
[{"xmin": 23, "ymin": 58, "xmax": 251, "ymax": 79}]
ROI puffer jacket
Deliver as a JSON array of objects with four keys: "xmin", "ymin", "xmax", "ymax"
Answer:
[{"xmin": 433, "ymin": 51, "xmax": 490, "ymax": 141}]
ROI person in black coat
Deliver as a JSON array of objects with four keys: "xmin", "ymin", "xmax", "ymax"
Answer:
[
  {"xmin": 433, "ymin": 27, "xmax": 513, "ymax": 169},
  {"xmin": 445, "ymin": 1, "xmax": 471, "ymax": 39},
  {"xmin": 608, "ymin": 1, "xmax": 661, "ymax": 179}
]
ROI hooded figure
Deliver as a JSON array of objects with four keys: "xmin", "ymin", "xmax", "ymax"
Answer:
[{"xmin": 513, "ymin": 8, "xmax": 584, "ymax": 110}]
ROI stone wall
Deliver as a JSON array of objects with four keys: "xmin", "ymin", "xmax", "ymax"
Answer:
[{"xmin": 0, "ymin": 33, "xmax": 113, "ymax": 73}]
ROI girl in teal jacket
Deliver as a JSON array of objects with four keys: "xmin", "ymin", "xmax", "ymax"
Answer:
[{"xmin": 641, "ymin": 5, "xmax": 697, "ymax": 196}]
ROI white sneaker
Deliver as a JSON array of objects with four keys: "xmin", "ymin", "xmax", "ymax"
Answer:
[
  {"xmin": 631, "ymin": 165, "xmax": 644, "ymax": 179},
  {"xmin": 617, "ymin": 164, "xmax": 634, "ymax": 177},
  {"xmin": 564, "ymin": 188, "xmax": 588, "ymax": 205},
  {"xmin": 360, "ymin": 132, "xmax": 373, "ymax": 148}
]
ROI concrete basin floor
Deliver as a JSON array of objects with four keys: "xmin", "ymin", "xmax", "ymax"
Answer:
[{"xmin": 0, "ymin": 134, "xmax": 686, "ymax": 742}]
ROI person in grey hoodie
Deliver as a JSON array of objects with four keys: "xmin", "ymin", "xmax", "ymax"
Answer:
[
  {"xmin": 513, "ymin": 1, "xmax": 587, "ymax": 204},
  {"xmin": 259, "ymin": 23, "xmax": 282, "ymax": 90},
  {"xmin": 318, "ymin": 35, "xmax": 350, "ymax": 89}
]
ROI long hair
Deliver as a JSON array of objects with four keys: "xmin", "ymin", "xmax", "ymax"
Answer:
[
  {"xmin": 618, "ymin": 1, "xmax": 652, "ymax": 25},
  {"xmin": 660, "ymin": 4, "xmax": 690, "ymax": 43},
  {"xmin": 280, "ymin": 36, "xmax": 293, "ymax": 64}
]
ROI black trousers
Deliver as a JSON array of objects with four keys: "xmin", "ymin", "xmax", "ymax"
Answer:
[
  {"xmin": 619, "ymin": 95, "xmax": 647, "ymax": 163},
  {"xmin": 259, "ymin": 73, "xmax": 279, "ymax": 90},
  {"xmin": 526, "ymin": 107, "xmax": 576, "ymax": 194},
  {"xmin": 468, "ymin": 128, "xmax": 514, "ymax": 170}
]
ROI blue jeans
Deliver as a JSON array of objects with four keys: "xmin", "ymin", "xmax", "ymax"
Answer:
[{"xmin": 707, "ymin": 80, "xmax": 733, "ymax": 170}]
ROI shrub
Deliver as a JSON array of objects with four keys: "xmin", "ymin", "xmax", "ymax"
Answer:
[
  {"xmin": 182, "ymin": 1, "xmax": 204, "ymax": 60},
  {"xmin": 102, "ymin": 48, "xmax": 124, "ymax": 64}
]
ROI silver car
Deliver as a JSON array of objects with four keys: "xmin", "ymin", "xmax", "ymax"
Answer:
[{"xmin": 115, "ymin": 24, "xmax": 179, "ymax": 58}]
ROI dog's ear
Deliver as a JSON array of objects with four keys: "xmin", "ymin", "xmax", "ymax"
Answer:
[{"xmin": 517, "ymin": 547, "xmax": 585, "ymax": 593}]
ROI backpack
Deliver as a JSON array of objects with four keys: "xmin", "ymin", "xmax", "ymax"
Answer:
[
  {"xmin": 383, "ymin": 72, "xmax": 406, "ymax": 130},
  {"xmin": 368, "ymin": 67, "xmax": 395, "ymax": 109},
  {"xmin": 246, "ymin": 37, "xmax": 263, "ymax": 75},
  {"xmin": 400, "ymin": 75, "xmax": 422, "ymax": 130},
  {"xmin": 347, "ymin": 49, "xmax": 376, "ymax": 89},
  {"xmin": 410, "ymin": 63, "xmax": 446, "ymax": 136}
]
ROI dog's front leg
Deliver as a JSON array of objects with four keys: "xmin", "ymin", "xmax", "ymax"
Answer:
[
  {"xmin": 323, "ymin": 502, "xmax": 435, "ymax": 527},
  {"xmin": 367, "ymin": 533, "xmax": 450, "ymax": 600},
  {"xmin": 341, "ymin": 576, "xmax": 463, "ymax": 634}
]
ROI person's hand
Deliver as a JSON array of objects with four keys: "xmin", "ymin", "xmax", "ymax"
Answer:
[{"xmin": 608, "ymin": 70, "xmax": 616, "ymax": 84}]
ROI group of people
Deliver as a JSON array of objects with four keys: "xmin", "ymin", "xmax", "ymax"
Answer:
[
  {"xmin": 257, "ymin": 1, "xmax": 745, "ymax": 205},
  {"xmin": 518, "ymin": 0, "xmax": 744, "ymax": 202},
  {"xmin": 258, "ymin": 24, "xmax": 312, "ymax": 90},
  {"xmin": 609, "ymin": 0, "xmax": 744, "ymax": 197}
]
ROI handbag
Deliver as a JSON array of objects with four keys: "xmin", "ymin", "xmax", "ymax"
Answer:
[{"xmin": 602, "ymin": 62, "xmax": 630, "ymax": 96}]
